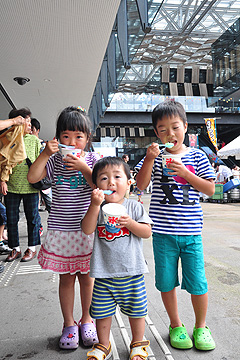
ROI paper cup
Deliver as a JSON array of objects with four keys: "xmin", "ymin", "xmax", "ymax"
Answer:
[
  {"xmin": 60, "ymin": 147, "xmax": 82, "ymax": 160},
  {"xmin": 162, "ymin": 153, "xmax": 182, "ymax": 176},
  {"xmin": 102, "ymin": 203, "xmax": 126, "ymax": 233}
]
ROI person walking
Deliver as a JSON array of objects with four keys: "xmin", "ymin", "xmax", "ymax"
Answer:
[{"xmin": 27, "ymin": 106, "xmax": 100, "ymax": 349}]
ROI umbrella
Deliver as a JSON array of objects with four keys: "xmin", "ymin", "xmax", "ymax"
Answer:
[{"xmin": 217, "ymin": 135, "xmax": 240, "ymax": 160}]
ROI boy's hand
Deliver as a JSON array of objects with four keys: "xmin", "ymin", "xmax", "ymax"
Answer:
[
  {"xmin": 44, "ymin": 139, "xmax": 59, "ymax": 157},
  {"xmin": 167, "ymin": 160, "xmax": 188, "ymax": 178},
  {"xmin": 117, "ymin": 214, "xmax": 133, "ymax": 229},
  {"xmin": 146, "ymin": 143, "xmax": 160, "ymax": 160},
  {"xmin": 91, "ymin": 188, "xmax": 105, "ymax": 206}
]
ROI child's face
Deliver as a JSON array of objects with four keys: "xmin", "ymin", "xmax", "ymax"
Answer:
[
  {"xmin": 95, "ymin": 164, "xmax": 131, "ymax": 204},
  {"xmin": 154, "ymin": 115, "xmax": 188, "ymax": 154},
  {"xmin": 31, "ymin": 125, "xmax": 39, "ymax": 137},
  {"xmin": 59, "ymin": 130, "xmax": 88, "ymax": 150}
]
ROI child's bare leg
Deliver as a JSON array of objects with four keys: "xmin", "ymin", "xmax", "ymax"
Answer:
[
  {"xmin": 129, "ymin": 317, "xmax": 145, "ymax": 343},
  {"xmin": 129, "ymin": 317, "xmax": 148, "ymax": 360},
  {"xmin": 77, "ymin": 273, "xmax": 94, "ymax": 324},
  {"xmin": 191, "ymin": 292, "xmax": 208, "ymax": 328},
  {"xmin": 0, "ymin": 224, "xmax": 5, "ymax": 240},
  {"xmin": 87, "ymin": 317, "xmax": 112, "ymax": 360},
  {"xmin": 161, "ymin": 288, "xmax": 182, "ymax": 328},
  {"xmin": 59, "ymin": 273, "xmax": 76, "ymax": 327},
  {"xmin": 97, "ymin": 317, "xmax": 112, "ymax": 347}
]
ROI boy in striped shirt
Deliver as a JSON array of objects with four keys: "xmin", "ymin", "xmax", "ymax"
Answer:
[{"xmin": 136, "ymin": 100, "xmax": 216, "ymax": 351}]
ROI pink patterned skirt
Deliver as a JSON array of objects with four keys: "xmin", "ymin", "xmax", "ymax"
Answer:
[{"xmin": 38, "ymin": 230, "xmax": 94, "ymax": 275}]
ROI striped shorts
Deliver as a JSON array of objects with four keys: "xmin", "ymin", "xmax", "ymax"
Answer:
[{"xmin": 90, "ymin": 274, "xmax": 148, "ymax": 319}]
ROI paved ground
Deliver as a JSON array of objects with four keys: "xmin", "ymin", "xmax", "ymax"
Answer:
[{"xmin": 1, "ymin": 194, "xmax": 240, "ymax": 360}]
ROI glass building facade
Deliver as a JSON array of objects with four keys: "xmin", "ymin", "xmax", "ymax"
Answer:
[{"xmin": 211, "ymin": 17, "xmax": 240, "ymax": 111}]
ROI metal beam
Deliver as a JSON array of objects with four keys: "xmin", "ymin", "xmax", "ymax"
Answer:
[
  {"xmin": 100, "ymin": 58, "xmax": 110, "ymax": 107},
  {"xmin": 117, "ymin": 0, "xmax": 131, "ymax": 69},
  {"xmin": 107, "ymin": 32, "xmax": 117, "ymax": 90},
  {"xmin": 135, "ymin": 0, "xmax": 151, "ymax": 33}
]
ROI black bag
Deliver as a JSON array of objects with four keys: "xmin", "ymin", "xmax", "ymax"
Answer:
[{"xmin": 26, "ymin": 158, "xmax": 52, "ymax": 191}]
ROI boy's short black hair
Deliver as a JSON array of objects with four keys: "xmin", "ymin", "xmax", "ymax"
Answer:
[
  {"xmin": 31, "ymin": 118, "xmax": 40, "ymax": 131},
  {"xmin": 92, "ymin": 156, "xmax": 131, "ymax": 185},
  {"xmin": 152, "ymin": 100, "xmax": 187, "ymax": 131},
  {"xmin": 9, "ymin": 107, "xmax": 31, "ymax": 119}
]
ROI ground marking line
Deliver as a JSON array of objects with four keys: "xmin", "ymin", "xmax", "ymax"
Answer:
[
  {"xmin": 1, "ymin": 261, "xmax": 19, "ymax": 286},
  {"xmin": 110, "ymin": 331, "xmax": 120, "ymax": 360}
]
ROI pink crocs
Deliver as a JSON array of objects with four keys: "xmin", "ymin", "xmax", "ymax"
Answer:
[{"xmin": 78, "ymin": 319, "xmax": 98, "ymax": 347}]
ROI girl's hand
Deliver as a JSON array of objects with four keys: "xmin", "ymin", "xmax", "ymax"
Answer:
[
  {"xmin": 44, "ymin": 139, "xmax": 59, "ymax": 157},
  {"xmin": 63, "ymin": 154, "xmax": 85, "ymax": 171},
  {"xmin": 146, "ymin": 143, "xmax": 160, "ymax": 160},
  {"xmin": 91, "ymin": 188, "xmax": 105, "ymax": 206},
  {"xmin": 117, "ymin": 214, "xmax": 133, "ymax": 229},
  {"xmin": 167, "ymin": 160, "xmax": 188, "ymax": 178}
]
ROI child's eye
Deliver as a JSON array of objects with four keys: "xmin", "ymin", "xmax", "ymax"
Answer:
[
  {"xmin": 100, "ymin": 176, "xmax": 107, "ymax": 181},
  {"xmin": 115, "ymin": 175, "xmax": 121, "ymax": 179}
]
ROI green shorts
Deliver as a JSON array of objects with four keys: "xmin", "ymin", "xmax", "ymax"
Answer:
[
  {"xmin": 152, "ymin": 233, "xmax": 208, "ymax": 295},
  {"xmin": 90, "ymin": 274, "xmax": 148, "ymax": 319}
]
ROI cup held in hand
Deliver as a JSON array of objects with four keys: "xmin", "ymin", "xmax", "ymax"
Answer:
[
  {"xmin": 102, "ymin": 203, "xmax": 126, "ymax": 233},
  {"xmin": 162, "ymin": 153, "xmax": 182, "ymax": 176},
  {"xmin": 59, "ymin": 147, "xmax": 82, "ymax": 160}
]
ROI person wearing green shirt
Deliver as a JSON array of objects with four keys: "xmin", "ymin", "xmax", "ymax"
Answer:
[{"xmin": 0, "ymin": 108, "xmax": 41, "ymax": 262}]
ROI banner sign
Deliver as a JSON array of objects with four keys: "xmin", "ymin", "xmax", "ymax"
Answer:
[
  {"xmin": 204, "ymin": 118, "xmax": 218, "ymax": 151},
  {"xmin": 188, "ymin": 134, "xmax": 198, "ymax": 148}
]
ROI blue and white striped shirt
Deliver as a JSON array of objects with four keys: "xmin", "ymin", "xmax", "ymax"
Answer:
[{"xmin": 135, "ymin": 147, "xmax": 215, "ymax": 235}]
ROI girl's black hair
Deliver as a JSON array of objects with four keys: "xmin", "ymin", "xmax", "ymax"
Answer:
[
  {"xmin": 9, "ymin": 107, "xmax": 31, "ymax": 119},
  {"xmin": 92, "ymin": 156, "xmax": 131, "ymax": 185},
  {"xmin": 152, "ymin": 100, "xmax": 187, "ymax": 131},
  {"xmin": 56, "ymin": 106, "xmax": 92, "ymax": 151}
]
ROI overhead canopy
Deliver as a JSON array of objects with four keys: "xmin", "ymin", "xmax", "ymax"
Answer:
[
  {"xmin": 0, "ymin": 0, "xmax": 121, "ymax": 139},
  {"xmin": 217, "ymin": 136, "xmax": 240, "ymax": 160}
]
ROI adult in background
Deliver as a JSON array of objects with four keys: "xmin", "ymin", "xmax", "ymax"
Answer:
[
  {"xmin": 0, "ymin": 115, "xmax": 27, "ymax": 272},
  {"xmin": 31, "ymin": 118, "xmax": 52, "ymax": 214},
  {"xmin": 0, "ymin": 108, "xmax": 41, "ymax": 262},
  {"xmin": 215, "ymin": 163, "xmax": 233, "ymax": 183}
]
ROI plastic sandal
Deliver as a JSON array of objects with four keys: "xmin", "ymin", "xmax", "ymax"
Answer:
[
  {"xmin": 59, "ymin": 324, "xmax": 79, "ymax": 349},
  {"xmin": 169, "ymin": 324, "xmax": 193, "ymax": 349},
  {"xmin": 129, "ymin": 340, "xmax": 150, "ymax": 360},
  {"xmin": 79, "ymin": 319, "xmax": 99, "ymax": 347},
  {"xmin": 193, "ymin": 326, "xmax": 216, "ymax": 350},
  {"xmin": 87, "ymin": 342, "xmax": 112, "ymax": 360}
]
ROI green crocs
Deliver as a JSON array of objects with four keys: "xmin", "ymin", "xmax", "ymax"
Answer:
[
  {"xmin": 193, "ymin": 326, "xmax": 216, "ymax": 351},
  {"xmin": 169, "ymin": 324, "xmax": 193, "ymax": 349}
]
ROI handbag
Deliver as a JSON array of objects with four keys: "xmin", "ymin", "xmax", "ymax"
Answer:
[{"xmin": 26, "ymin": 158, "xmax": 52, "ymax": 191}]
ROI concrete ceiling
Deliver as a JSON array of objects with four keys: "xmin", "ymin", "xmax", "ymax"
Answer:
[{"xmin": 0, "ymin": 0, "xmax": 121, "ymax": 139}]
